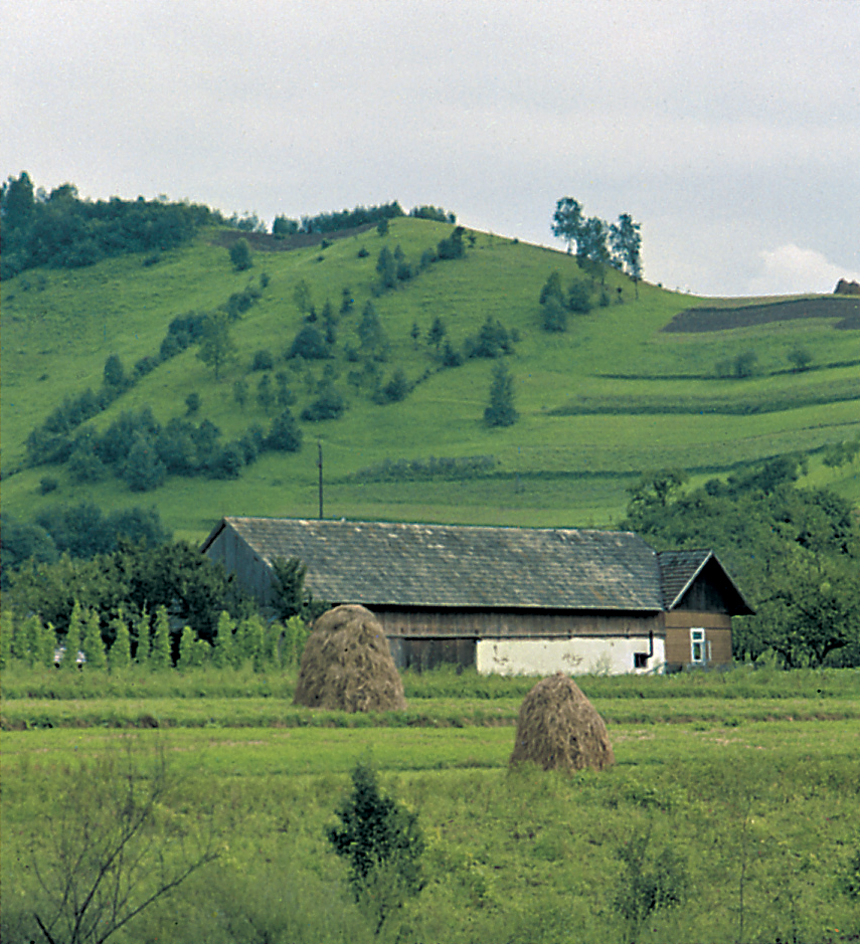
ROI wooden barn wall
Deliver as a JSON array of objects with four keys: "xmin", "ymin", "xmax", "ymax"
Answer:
[
  {"xmin": 388, "ymin": 637, "xmax": 476, "ymax": 672},
  {"xmin": 375, "ymin": 607, "xmax": 662, "ymax": 640},
  {"xmin": 663, "ymin": 611, "xmax": 732, "ymax": 668},
  {"xmin": 205, "ymin": 529, "xmax": 273, "ymax": 605}
]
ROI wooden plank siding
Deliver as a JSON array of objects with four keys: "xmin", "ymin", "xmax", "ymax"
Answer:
[
  {"xmin": 663, "ymin": 611, "xmax": 732, "ymax": 668},
  {"xmin": 375, "ymin": 607, "xmax": 663, "ymax": 640}
]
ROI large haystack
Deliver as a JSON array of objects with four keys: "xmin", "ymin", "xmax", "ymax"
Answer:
[
  {"xmin": 293, "ymin": 605, "xmax": 407, "ymax": 712},
  {"xmin": 509, "ymin": 672, "xmax": 614, "ymax": 772}
]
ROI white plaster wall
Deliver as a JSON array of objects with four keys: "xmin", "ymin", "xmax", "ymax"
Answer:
[{"xmin": 475, "ymin": 637, "xmax": 666, "ymax": 677}]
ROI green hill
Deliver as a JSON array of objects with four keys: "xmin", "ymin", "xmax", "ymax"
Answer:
[{"xmin": 2, "ymin": 218, "xmax": 859, "ymax": 543}]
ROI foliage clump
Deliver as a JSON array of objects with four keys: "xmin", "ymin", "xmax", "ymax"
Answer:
[{"xmin": 327, "ymin": 759, "xmax": 424, "ymax": 932}]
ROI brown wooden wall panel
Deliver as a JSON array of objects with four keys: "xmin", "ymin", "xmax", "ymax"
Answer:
[
  {"xmin": 664, "ymin": 611, "xmax": 731, "ymax": 630},
  {"xmin": 665, "ymin": 626, "xmax": 733, "ymax": 666},
  {"xmin": 377, "ymin": 608, "xmax": 662, "ymax": 640},
  {"xmin": 388, "ymin": 637, "xmax": 476, "ymax": 672}
]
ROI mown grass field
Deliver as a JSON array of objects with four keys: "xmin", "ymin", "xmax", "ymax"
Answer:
[
  {"xmin": 2, "ymin": 218, "xmax": 858, "ymax": 540},
  {"xmin": 2, "ymin": 667, "xmax": 859, "ymax": 943}
]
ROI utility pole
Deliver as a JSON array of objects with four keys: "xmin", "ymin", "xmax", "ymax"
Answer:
[{"xmin": 317, "ymin": 440, "xmax": 323, "ymax": 519}]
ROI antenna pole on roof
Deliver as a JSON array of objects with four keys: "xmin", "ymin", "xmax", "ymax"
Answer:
[{"xmin": 318, "ymin": 440, "xmax": 323, "ymax": 520}]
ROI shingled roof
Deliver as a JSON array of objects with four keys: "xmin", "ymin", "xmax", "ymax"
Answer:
[{"xmin": 202, "ymin": 517, "xmax": 667, "ymax": 612}]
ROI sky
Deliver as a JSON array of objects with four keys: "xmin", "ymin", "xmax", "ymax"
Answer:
[{"xmin": 3, "ymin": 0, "xmax": 858, "ymax": 297}]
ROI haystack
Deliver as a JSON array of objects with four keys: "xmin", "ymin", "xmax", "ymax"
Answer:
[
  {"xmin": 509, "ymin": 672, "xmax": 614, "ymax": 772},
  {"xmin": 293, "ymin": 605, "xmax": 407, "ymax": 712}
]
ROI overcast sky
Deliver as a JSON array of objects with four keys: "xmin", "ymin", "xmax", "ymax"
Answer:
[{"xmin": 3, "ymin": 0, "xmax": 858, "ymax": 296}]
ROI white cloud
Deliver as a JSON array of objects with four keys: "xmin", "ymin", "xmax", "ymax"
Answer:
[{"xmin": 747, "ymin": 245, "xmax": 860, "ymax": 297}]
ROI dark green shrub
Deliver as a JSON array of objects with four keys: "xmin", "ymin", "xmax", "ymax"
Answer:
[
  {"xmin": 264, "ymin": 410, "xmax": 302, "ymax": 452},
  {"xmin": 357, "ymin": 246, "xmax": 369, "ymax": 258},
  {"xmin": 441, "ymin": 340, "xmax": 463, "ymax": 368},
  {"xmin": 484, "ymin": 362, "xmax": 518, "ymax": 427},
  {"xmin": 39, "ymin": 476, "xmax": 58, "ymax": 495},
  {"xmin": 327, "ymin": 760, "xmax": 424, "ymax": 932},
  {"xmin": 229, "ymin": 237, "xmax": 252, "ymax": 271},
  {"xmin": 103, "ymin": 353, "xmax": 126, "ymax": 389},
  {"xmin": 123, "ymin": 432, "xmax": 167, "ymax": 492},
  {"xmin": 288, "ymin": 325, "xmax": 329, "ymax": 360},
  {"xmin": 568, "ymin": 279, "xmax": 592, "ymax": 313},
  {"xmin": 251, "ymin": 349, "xmax": 274, "ymax": 371},
  {"xmin": 208, "ymin": 444, "xmax": 244, "ymax": 480},
  {"xmin": 185, "ymin": 392, "xmax": 200, "ymax": 416},
  {"xmin": 542, "ymin": 295, "xmax": 567, "ymax": 332},
  {"xmin": 788, "ymin": 346, "xmax": 812, "ymax": 371},
  {"xmin": 539, "ymin": 271, "xmax": 564, "ymax": 305},
  {"xmin": 376, "ymin": 369, "xmax": 411, "ymax": 404},
  {"xmin": 301, "ymin": 385, "xmax": 345, "ymax": 421}
]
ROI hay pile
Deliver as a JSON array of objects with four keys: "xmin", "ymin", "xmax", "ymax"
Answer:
[
  {"xmin": 293, "ymin": 604, "xmax": 407, "ymax": 712},
  {"xmin": 509, "ymin": 672, "xmax": 614, "ymax": 772}
]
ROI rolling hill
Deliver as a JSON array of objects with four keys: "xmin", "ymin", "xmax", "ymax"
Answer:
[{"xmin": 2, "ymin": 217, "xmax": 859, "ymax": 543}]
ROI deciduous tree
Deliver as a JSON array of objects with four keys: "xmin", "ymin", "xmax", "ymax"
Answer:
[{"xmin": 551, "ymin": 196, "xmax": 583, "ymax": 254}]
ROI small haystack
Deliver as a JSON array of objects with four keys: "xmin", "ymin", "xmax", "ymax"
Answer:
[
  {"xmin": 509, "ymin": 672, "xmax": 614, "ymax": 772},
  {"xmin": 293, "ymin": 604, "xmax": 407, "ymax": 712}
]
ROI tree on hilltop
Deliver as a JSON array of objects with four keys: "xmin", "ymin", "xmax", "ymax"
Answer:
[
  {"xmin": 551, "ymin": 197, "xmax": 583, "ymax": 254},
  {"xmin": 610, "ymin": 213, "xmax": 643, "ymax": 298}
]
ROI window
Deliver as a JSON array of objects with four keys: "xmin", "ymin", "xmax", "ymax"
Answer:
[
  {"xmin": 690, "ymin": 628, "xmax": 706, "ymax": 664},
  {"xmin": 633, "ymin": 652, "xmax": 649, "ymax": 669}
]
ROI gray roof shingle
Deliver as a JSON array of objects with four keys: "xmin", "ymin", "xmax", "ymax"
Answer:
[{"xmin": 204, "ymin": 517, "xmax": 666, "ymax": 611}]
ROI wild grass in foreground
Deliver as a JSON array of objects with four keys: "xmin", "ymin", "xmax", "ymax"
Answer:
[{"xmin": 2, "ymin": 721, "xmax": 859, "ymax": 944}]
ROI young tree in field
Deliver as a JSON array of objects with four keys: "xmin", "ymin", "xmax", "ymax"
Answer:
[
  {"xmin": 293, "ymin": 279, "xmax": 313, "ymax": 316},
  {"xmin": 427, "ymin": 316, "xmax": 446, "ymax": 352},
  {"xmin": 82, "ymin": 607, "xmax": 107, "ymax": 669},
  {"xmin": 264, "ymin": 409, "xmax": 303, "ymax": 452},
  {"xmin": 150, "ymin": 604, "xmax": 171, "ymax": 669},
  {"xmin": 327, "ymin": 760, "xmax": 425, "ymax": 933},
  {"xmin": 213, "ymin": 610, "xmax": 236, "ymax": 668},
  {"xmin": 123, "ymin": 432, "xmax": 167, "ymax": 492},
  {"xmin": 358, "ymin": 301, "xmax": 390, "ymax": 362},
  {"xmin": 197, "ymin": 311, "xmax": 237, "ymax": 381},
  {"xmin": 610, "ymin": 213, "xmax": 643, "ymax": 298},
  {"xmin": 63, "ymin": 601, "xmax": 84, "ymax": 669},
  {"xmin": 134, "ymin": 609, "xmax": 151, "ymax": 664},
  {"xmin": 484, "ymin": 362, "xmax": 518, "ymax": 428},
  {"xmin": 0, "ymin": 610, "xmax": 13, "ymax": 669},
  {"xmin": 109, "ymin": 614, "xmax": 131, "ymax": 670},
  {"xmin": 551, "ymin": 196, "xmax": 583, "ymax": 254}
]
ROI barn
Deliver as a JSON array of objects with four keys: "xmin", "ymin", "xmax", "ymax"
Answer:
[{"xmin": 200, "ymin": 517, "xmax": 753, "ymax": 675}]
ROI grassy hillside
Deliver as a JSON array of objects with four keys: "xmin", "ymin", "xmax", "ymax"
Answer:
[{"xmin": 2, "ymin": 218, "xmax": 859, "ymax": 542}]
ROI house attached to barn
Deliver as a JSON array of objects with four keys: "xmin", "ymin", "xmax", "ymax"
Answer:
[{"xmin": 200, "ymin": 517, "xmax": 753, "ymax": 675}]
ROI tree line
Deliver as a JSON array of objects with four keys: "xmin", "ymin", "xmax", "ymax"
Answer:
[
  {"xmin": 0, "ymin": 172, "xmax": 215, "ymax": 280},
  {"xmin": 551, "ymin": 196, "xmax": 642, "ymax": 297},
  {"xmin": 622, "ymin": 455, "xmax": 860, "ymax": 667}
]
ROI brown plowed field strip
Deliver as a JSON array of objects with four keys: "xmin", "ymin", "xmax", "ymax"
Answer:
[{"xmin": 663, "ymin": 296, "xmax": 860, "ymax": 332}]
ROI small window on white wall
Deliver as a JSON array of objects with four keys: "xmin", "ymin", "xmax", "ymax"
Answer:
[
  {"xmin": 690, "ymin": 628, "xmax": 706, "ymax": 664},
  {"xmin": 633, "ymin": 652, "xmax": 649, "ymax": 669}
]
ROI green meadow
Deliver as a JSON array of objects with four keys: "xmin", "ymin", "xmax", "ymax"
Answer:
[
  {"xmin": 2, "ymin": 218, "xmax": 858, "ymax": 540},
  {"xmin": 2, "ymin": 669, "xmax": 859, "ymax": 944}
]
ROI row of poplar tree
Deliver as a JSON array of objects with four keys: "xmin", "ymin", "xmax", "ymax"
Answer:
[{"xmin": 0, "ymin": 604, "xmax": 309, "ymax": 673}]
